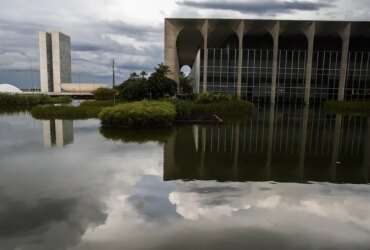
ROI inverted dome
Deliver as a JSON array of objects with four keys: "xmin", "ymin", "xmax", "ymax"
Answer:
[{"xmin": 0, "ymin": 84, "xmax": 23, "ymax": 93}]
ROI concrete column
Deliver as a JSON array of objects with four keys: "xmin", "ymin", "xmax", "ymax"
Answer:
[
  {"xmin": 164, "ymin": 19, "xmax": 181, "ymax": 90},
  {"xmin": 338, "ymin": 23, "xmax": 351, "ymax": 101},
  {"xmin": 270, "ymin": 22, "xmax": 280, "ymax": 104},
  {"xmin": 236, "ymin": 21, "xmax": 244, "ymax": 99},
  {"xmin": 304, "ymin": 22, "xmax": 316, "ymax": 105},
  {"xmin": 201, "ymin": 20, "xmax": 209, "ymax": 93}
]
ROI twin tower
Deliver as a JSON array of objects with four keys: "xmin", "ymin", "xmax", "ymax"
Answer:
[{"xmin": 39, "ymin": 32, "xmax": 71, "ymax": 93}]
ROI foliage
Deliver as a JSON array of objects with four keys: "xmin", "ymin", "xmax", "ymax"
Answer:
[
  {"xmin": 173, "ymin": 100, "xmax": 193, "ymax": 118},
  {"xmin": 173, "ymin": 97, "xmax": 255, "ymax": 120},
  {"xmin": 79, "ymin": 100, "xmax": 121, "ymax": 108},
  {"xmin": 195, "ymin": 92, "xmax": 234, "ymax": 104},
  {"xmin": 30, "ymin": 101, "xmax": 116, "ymax": 120},
  {"xmin": 192, "ymin": 100, "xmax": 255, "ymax": 117},
  {"xmin": 117, "ymin": 78, "xmax": 148, "ymax": 101},
  {"xmin": 116, "ymin": 63, "xmax": 177, "ymax": 101},
  {"xmin": 324, "ymin": 100, "xmax": 370, "ymax": 114},
  {"xmin": 100, "ymin": 127, "xmax": 173, "ymax": 144},
  {"xmin": 0, "ymin": 93, "xmax": 71, "ymax": 107},
  {"xmin": 179, "ymin": 72, "xmax": 193, "ymax": 94},
  {"xmin": 31, "ymin": 105, "xmax": 103, "ymax": 120},
  {"xmin": 93, "ymin": 87, "xmax": 117, "ymax": 100},
  {"xmin": 99, "ymin": 101, "xmax": 177, "ymax": 127}
]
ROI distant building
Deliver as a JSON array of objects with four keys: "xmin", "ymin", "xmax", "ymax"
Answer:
[
  {"xmin": 165, "ymin": 18, "xmax": 370, "ymax": 104},
  {"xmin": 0, "ymin": 83, "xmax": 23, "ymax": 93},
  {"xmin": 39, "ymin": 32, "xmax": 105, "ymax": 93}
]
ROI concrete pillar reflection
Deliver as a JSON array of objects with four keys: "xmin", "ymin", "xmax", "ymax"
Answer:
[
  {"xmin": 298, "ymin": 106, "xmax": 309, "ymax": 181},
  {"xmin": 270, "ymin": 22, "xmax": 280, "ymax": 104},
  {"xmin": 338, "ymin": 23, "xmax": 351, "ymax": 101},
  {"xmin": 232, "ymin": 124, "xmax": 240, "ymax": 180},
  {"xmin": 363, "ymin": 117, "xmax": 370, "ymax": 183},
  {"xmin": 265, "ymin": 104, "xmax": 275, "ymax": 179},
  {"xmin": 304, "ymin": 22, "xmax": 316, "ymax": 105},
  {"xmin": 331, "ymin": 114, "xmax": 342, "ymax": 182},
  {"xmin": 237, "ymin": 21, "xmax": 244, "ymax": 99},
  {"xmin": 164, "ymin": 19, "xmax": 181, "ymax": 88},
  {"xmin": 202, "ymin": 20, "xmax": 209, "ymax": 93}
]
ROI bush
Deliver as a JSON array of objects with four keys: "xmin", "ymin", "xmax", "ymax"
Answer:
[
  {"xmin": 174, "ymin": 100, "xmax": 193, "ymax": 119},
  {"xmin": 195, "ymin": 93, "xmax": 233, "ymax": 104},
  {"xmin": 80, "ymin": 100, "xmax": 120, "ymax": 108},
  {"xmin": 116, "ymin": 63, "xmax": 177, "ymax": 101},
  {"xmin": 192, "ymin": 100, "xmax": 254, "ymax": 117},
  {"xmin": 31, "ymin": 105, "xmax": 103, "ymax": 120},
  {"xmin": 0, "ymin": 93, "xmax": 71, "ymax": 107},
  {"xmin": 93, "ymin": 87, "xmax": 117, "ymax": 100},
  {"xmin": 99, "ymin": 101, "xmax": 177, "ymax": 127},
  {"xmin": 117, "ymin": 78, "xmax": 148, "ymax": 101},
  {"xmin": 324, "ymin": 100, "xmax": 370, "ymax": 114}
]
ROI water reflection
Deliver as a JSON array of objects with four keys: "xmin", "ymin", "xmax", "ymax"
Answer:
[
  {"xmin": 43, "ymin": 120, "xmax": 74, "ymax": 147},
  {"xmin": 1, "ymin": 110, "xmax": 370, "ymax": 249},
  {"xmin": 164, "ymin": 105, "xmax": 370, "ymax": 184}
]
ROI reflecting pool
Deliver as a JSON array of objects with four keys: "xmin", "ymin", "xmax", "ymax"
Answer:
[{"xmin": 0, "ymin": 105, "xmax": 369, "ymax": 249}]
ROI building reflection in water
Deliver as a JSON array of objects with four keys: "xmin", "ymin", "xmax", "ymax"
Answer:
[
  {"xmin": 164, "ymin": 105, "xmax": 370, "ymax": 184},
  {"xmin": 42, "ymin": 120, "xmax": 74, "ymax": 148}
]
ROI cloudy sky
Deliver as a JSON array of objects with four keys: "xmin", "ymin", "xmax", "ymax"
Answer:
[{"xmin": 0, "ymin": 0, "xmax": 369, "ymax": 88}]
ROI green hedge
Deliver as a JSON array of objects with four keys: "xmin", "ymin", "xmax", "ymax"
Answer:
[
  {"xmin": 99, "ymin": 101, "xmax": 176, "ymax": 127},
  {"xmin": 324, "ymin": 100, "xmax": 370, "ymax": 114},
  {"xmin": 174, "ymin": 98, "xmax": 254, "ymax": 119},
  {"xmin": 0, "ymin": 93, "xmax": 71, "ymax": 107},
  {"xmin": 93, "ymin": 87, "xmax": 117, "ymax": 100},
  {"xmin": 31, "ymin": 105, "xmax": 103, "ymax": 120}
]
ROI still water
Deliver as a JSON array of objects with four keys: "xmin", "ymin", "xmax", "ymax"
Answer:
[{"xmin": 0, "ymin": 106, "xmax": 369, "ymax": 249}]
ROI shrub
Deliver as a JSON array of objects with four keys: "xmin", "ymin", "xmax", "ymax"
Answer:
[
  {"xmin": 174, "ymin": 100, "xmax": 193, "ymax": 119},
  {"xmin": 0, "ymin": 93, "xmax": 71, "ymax": 107},
  {"xmin": 116, "ymin": 63, "xmax": 177, "ymax": 101},
  {"xmin": 195, "ymin": 93, "xmax": 233, "ymax": 104},
  {"xmin": 80, "ymin": 100, "xmax": 120, "ymax": 108},
  {"xmin": 99, "ymin": 101, "xmax": 177, "ymax": 127},
  {"xmin": 192, "ymin": 100, "xmax": 254, "ymax": 117},
  {"xmin": 324, "ymin": 100, "xmax": 370, "ymax": 114},
  {"xmin": 93, "ymin": 87, "xmax": 117, "ymax": 100},
  {"xmin": 31, "ymin": 105, "xmax": 102, "ymax": 120},
  {"xmin": 117, "ymin": 78, "xmax": 148, "ymax": 101}
]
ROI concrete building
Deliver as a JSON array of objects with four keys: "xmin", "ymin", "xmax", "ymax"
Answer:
[
  {"xmin": 39, "ymin": 32, "xmax": 105, "ymax": 93},
  {"xmin": 165, "ymin": 18, "xmax": 370, "ymax": 104}
]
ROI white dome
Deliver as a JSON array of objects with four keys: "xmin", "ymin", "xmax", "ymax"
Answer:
[{"xmin": 0, "ymin": 84, "xmax": 23, "ymax": 93}]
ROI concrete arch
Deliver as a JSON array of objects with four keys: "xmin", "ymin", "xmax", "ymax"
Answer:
[{"xmin": 176, "ymin": 27, "xmax": 204, "ymax": 68}]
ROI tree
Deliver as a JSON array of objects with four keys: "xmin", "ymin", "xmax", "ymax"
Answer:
[
  {"xmin": 179, "ymin": 72, "xmax": 193, "ymax": 94},
  {"xmin": 147, "ymin": 64, "xmax": 177, "ymax": 99}
]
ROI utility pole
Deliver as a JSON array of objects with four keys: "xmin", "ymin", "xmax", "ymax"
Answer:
[
  {"xmin": 112, "ymin": 59, "xmax": 116, "ymax": 88},
  {"xmin": 112, "ymin": 59, "xmax": 116, "ymax": 105}
]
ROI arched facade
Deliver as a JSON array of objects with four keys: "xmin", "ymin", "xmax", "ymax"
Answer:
[{"xmin": 165, "ymin": 19, "xmax": 370, "ymax": 104}]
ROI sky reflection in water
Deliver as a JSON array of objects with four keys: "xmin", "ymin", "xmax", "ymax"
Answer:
[{"xmin": 0, "ymin": 106, "xmax": 369, "ymax": 250}]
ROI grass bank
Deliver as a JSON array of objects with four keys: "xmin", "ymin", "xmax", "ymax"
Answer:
[
  {"xmin": 99, "ymin": 101, "xmax": 176, "ymax": 128},
  {"xmin": 324, "ymin": 100, "xmax": 370, "ymax": 114},
  {"xmin": 0, "ymin": 93, "xmax": 71, "ymax": 107},
  {"xmin": 174, "ymin": 99, "xmax": 255, "ymax": 121},
  {"xmin": 31, "ymin": 100, "xmax": 117, "ymax": 120}
]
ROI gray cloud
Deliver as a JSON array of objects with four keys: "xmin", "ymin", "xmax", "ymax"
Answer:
[{"xmin": 176, "ymin": 0, "xmax": 334, "ymax": 15}]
